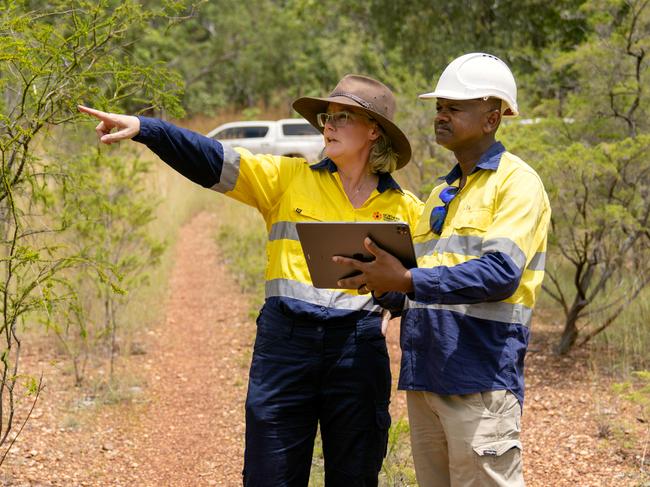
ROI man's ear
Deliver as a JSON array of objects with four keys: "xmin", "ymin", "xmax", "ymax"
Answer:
[{"xmin": 484, "ymin": 110, "xmax": 501, "ymax": 134}]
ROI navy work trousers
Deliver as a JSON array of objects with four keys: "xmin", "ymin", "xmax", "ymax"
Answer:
[{"xmin": 243, "ymin": 304, "xmax": 392, "ymax": 486}]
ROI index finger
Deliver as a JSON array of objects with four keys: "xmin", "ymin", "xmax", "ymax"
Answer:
[
  {"xmin": 332, "ymin": 255, "xmax": 367, "ymax": 270},
  {"xmin": 364, "ymin": 237, "xmax": 389, "ymax": 257},
  {"xmin": 337, "ymin": 274, "xmax": 366, "ymax": 289},
  {"xmin": 78, "ymin": 105, "xmax": 114, "ymax": 122}
]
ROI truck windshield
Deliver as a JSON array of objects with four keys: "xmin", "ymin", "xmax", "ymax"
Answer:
[
  {"xmin": 218, "ymin": 126, "xmax": 269, "ymax": 139},
  {"xmin": 282, "ymin": 123, "xmax": 319, "ymax": 136}
]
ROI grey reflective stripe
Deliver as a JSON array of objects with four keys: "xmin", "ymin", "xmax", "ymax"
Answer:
[
  {"xmin": 526, "ymin": 252, "xmax": 546, "ymax": 271},
  {"xmin": 266, "ymin": 278, "xmax": 380, "ymax": 312},
  {"xmin": 482, "ymin": 238, "xmax": 527, "ymax": 270},
  {"xmin": 405, "ymin": 300, "xmax": 533, "ymax": 327},
  {"xmin": 210, "ymin": 145, "xmax": 241, "ymax": 193},
  {"xmin": 415, "ymin": 238, "xmax": 439, "ymax": 257},
  {"xmin": 416, "ymin": 235, "xmax": 526, "ymax": 269},
  {"xmin": 269, "ymin": 221, "xmax": 299, "ymax": 241},
  {"xmin": 441, "ymin": 235, "xmax": 483, "ymax": 257}
]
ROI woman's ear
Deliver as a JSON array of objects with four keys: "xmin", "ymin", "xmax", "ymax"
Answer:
[{"xmin": 368, "ymin": 123, "xmax": 380, "ymax": 142}]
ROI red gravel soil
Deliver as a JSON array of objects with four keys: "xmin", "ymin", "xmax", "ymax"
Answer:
[{"xmin": 2, "ymin": 211, "xmax": 648, "ymax": 486}]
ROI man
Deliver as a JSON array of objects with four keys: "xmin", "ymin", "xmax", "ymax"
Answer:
[{"xmin": 335, "ymin": 53, "xmax": 551, "ymax": 486}]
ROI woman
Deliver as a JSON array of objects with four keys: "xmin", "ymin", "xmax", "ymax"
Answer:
[{"xmin": 79, "ymin": 74, "xmax": 423, "ymax": 486}]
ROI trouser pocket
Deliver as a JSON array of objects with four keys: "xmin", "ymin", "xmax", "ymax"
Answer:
[
  {"xmin": 472, "ymin": 439, "xmax": 524, "ymax": 486},
  {"xmin": 470, "ymin": 391, "xmax": 524, "ymax": 486},
  {"xmin": 249, "ymin": 314, "xmax": 292, "ymax": 384}
]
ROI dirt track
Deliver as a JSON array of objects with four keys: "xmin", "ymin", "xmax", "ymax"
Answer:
[{"xmin": 120, "ymin": 211, "xmax": 252, "ymax": 484}]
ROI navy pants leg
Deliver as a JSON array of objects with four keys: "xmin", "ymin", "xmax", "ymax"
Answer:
[{"xmin": 243, "ymin": 308, "xmax": 391, "ymax": 487}]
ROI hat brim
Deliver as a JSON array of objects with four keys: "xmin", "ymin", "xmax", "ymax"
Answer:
[{"xmin": 292, "ymin": 95, "xmax": 412, "ymax": 170}]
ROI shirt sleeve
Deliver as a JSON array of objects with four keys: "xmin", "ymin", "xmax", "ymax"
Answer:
[
  {"xmin": 133, "ymin": 116, "xmax": 224, "ymax": 188},
  {"xmin": 410, "ymin": 253, "xmax": 521, "ymax": 304},
  {"xmin": 133, "ymin": 117, "xmax": 300, "ymax": 217},
  {"xmin": 410, "ymin": 168, "xmax": 548, "ymax": 305}
]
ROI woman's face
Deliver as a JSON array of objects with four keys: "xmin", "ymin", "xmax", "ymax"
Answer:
[{"xmin": 322, "ymin": 103, "xmax": 378, "ymax": 164}]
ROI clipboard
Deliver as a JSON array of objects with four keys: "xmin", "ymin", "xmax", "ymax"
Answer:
[{"xmin": 295, "ymin": 221, "xmax": 417, "ymax": 289}]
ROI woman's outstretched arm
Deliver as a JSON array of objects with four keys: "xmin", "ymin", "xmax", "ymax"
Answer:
[{"xmin": 78, "ymin": 105, "xmax": 299, "ymax": 214}]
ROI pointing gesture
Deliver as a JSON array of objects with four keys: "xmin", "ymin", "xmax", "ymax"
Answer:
[
  {"xmin": 333, "ymin": 237, "xmax": 414, "ymax": 295},
  {"xmin": 78, "ymin": 105, "xmax": 140, "ymax": 144}
]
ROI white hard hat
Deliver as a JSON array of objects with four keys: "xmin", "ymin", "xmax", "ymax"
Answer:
[{"xmin": 420, "ymin": 52, "xmax": 519, "ymax": 117}]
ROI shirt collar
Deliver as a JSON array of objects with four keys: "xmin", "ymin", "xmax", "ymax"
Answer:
[
  {"xmin": 310, "ymin": 158, "xmax": 402, "ymax": 193},
  {"xmin": 439, "ymin": 141, "xmax": 506, "ymax": 185}
]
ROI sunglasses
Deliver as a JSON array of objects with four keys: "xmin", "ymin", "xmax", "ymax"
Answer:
[
  {"xmin": 316, "ymin": 111, "xmax": 373, "ymax": 128},
  {"xmin": 430, "ymin": 186, "xmax": 459, "ymax": 235}
]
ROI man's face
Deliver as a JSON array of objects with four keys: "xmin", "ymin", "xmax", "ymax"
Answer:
[{"xmin": 434, "ymin": 98, "xmax": 498, "ymax": 152}]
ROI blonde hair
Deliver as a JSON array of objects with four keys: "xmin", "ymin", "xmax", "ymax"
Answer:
[{"xmin": 368, "ymin": 131, "xmax": 398, "ymax": 174}]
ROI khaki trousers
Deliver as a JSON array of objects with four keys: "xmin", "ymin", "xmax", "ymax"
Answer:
[{"xmin": 407, "ymin": 390, "xmax": 524, "ymax": 487}]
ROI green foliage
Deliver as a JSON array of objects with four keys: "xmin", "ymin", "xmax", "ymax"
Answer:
[
  {"xmin": 500, "ymin": 0, "xmax": 650, "ymax": 356},
  {"xmin": 506, "ymin": 122, "xmax": 650, "ymax": 354},
  {"xmin": 384, "ymin": 72, "xmax": 454, "ymax": 199},
  {"xmin": 130, "ymin": 0, "xmax": 599, "ymax": 207},
  {"xmin": 553, "ymin": 0, "xmax": 650, "ymax": 137},
  {"xmin": 55, "ymin": 147, "xmax": 166, "ymax": 382},
  {"xmin": 22, "ymin": 374, "xmax": 41, "ymax": 396},
  {"xmin": 0, "ymin": 0, "xmax": 184, "ymax": 462},
  {"xmin": 136, "ymin": 0, "xmax": 339, "ymax": 114},
  {"xmin": 613, "ymin": 370, "xmax": 650, "ymax": 421},
  {"xmin": 382, "ymin": 418, "xmax": 417, "ymax": 486},
  {"xmin": 140, "ymin": 0, "xmax": 588, "ymax": 119},
  {"xmin": 0, "ymin": 0, "xmax": 184, "ymax": 131},
  {"xmin": 612, "ymin": 369, "xmax": 650, "ymax": 473},
  {"xmin": 63, "ymin": 148, "xmax": 165, "ymax": 279}
]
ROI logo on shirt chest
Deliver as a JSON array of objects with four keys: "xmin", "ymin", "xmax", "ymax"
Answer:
[{"xmin": 372, "ymin": 211, "xmax": 399, "ymax": 222}]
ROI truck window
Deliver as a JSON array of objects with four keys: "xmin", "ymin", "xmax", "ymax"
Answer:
[
  {"xmin": 216, "ymin": 126, "xmax": 269, "ymax": 139},
  {"xmin": 282, "ymin": 123, "xmax": 320, "ymax": 136}
]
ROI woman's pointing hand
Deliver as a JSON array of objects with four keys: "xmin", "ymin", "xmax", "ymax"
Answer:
[{"xmin": 78, "ymin": 105, "xmax": 140, "ymax": 144}]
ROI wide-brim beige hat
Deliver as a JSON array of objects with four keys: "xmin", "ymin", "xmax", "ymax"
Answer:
[{"xmin": 292, "ymin": 74, "xmax": 412, "ymax": 169}]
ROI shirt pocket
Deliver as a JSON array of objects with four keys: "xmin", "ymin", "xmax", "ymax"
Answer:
[
  {"xmin": 437, "ymin": 208, "xmax": 492, "ymax": 257},
  {"xmin": 451, "ymin": 208, "xmax": 492, "ymax": 233},
  {"xmin": 292, "ymin": 198, "xmax": 325, "ymax": 222}
]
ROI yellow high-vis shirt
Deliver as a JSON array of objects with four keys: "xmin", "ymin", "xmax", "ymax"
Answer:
[
  {"xmin": 134, "ymin": 117, "xmax": 424, "ymax": 321},
  {"xmin": 377, "ymin": 141, "xmax": 551, "ymax": 404}
]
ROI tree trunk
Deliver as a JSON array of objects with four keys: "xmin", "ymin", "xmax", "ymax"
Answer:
[
  {"xmin": 557, "ymin": 298, "xmax": 586, "ymax": 355},
  {"xmin": 557, "ymin": 316, "xmax": 579, "ymax": 355},
  {"xmin": 109, "ymin": 299, "xmax": 116, "ymax": 381}
]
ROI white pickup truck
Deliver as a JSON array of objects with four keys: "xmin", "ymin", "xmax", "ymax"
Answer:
[{"xmin": 206, "ymin": 118, "xmax": 324, "ymax": 162}]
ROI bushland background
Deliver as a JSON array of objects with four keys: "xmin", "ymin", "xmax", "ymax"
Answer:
[{"xmin": 1, "ymin": 0, "xmax": 649, "ymax": 485}]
